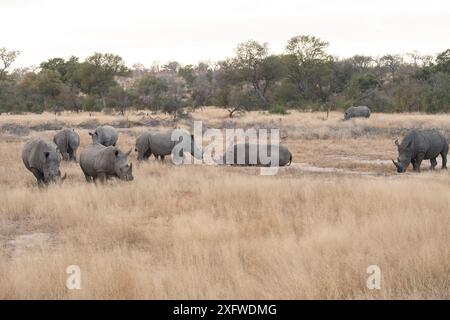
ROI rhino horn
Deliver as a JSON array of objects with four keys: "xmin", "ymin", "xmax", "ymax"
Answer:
[
  {"xmin": 392, "ymin": 159, "xmax": 401, "ymax": 170},
  {"xmin": 394, "ymin": 139, "xmax": 399, "ymax": 146},
  {"xmin": 61, "ymin": 172, "xmax": 67, "ymax": 181}
]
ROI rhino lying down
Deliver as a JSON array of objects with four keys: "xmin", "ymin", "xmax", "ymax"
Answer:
[
  {"xmin": 135, "ymin": 130, "xmax": 203, "ymax": 161},
  {"xmin": 80, "ymin": 144, "xmax": 133, "ymax": 182},
  {"xmin": 344, "ymin": 106, "xmax": 371, "ymax": 120},
  {"xmin": 392, "ymin": 129, "xmax": 448, "ymax": 173},
  {"xmin": 22, "ymin": 139, "xmax": 66, "ymax": 185},
  {"xmin": 219, "ymin": 143, "xmax": 292, "ymax": 166},
  {"xmin": 53, "ymin": 128, "xmax": 80, "ymax": 161}
]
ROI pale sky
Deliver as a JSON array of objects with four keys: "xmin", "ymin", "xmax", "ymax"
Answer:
[{"xmin": 2, "ymin": 0, "xmax": 450, "ymax": 68}]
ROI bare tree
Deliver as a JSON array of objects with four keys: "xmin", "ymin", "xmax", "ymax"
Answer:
[
  {"xmin": 227, "ymin": 105, "xmax": 244, "ymax": 118},
  {"xmin": 0, "ymin": 47, "xmax": 20, "ymax": 80}
]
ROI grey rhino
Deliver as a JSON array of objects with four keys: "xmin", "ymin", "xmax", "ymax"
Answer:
[
  {"xmin": 53, "ymin": 128, "xmax": 80, "ymax": 161},
  {"xmin": 344, "ymin": 106, "xmax": 371, "ymax": 120},
  {"xmin": 220, "ymin": 143, "xmax": 292, "ymax": 166},
  {"xmin": 89, "ymin": 125, "xmax": 118, "ymax": 146},
  {"xmin": 392, "ymin": 129, "xmax": 448, "ymax": 173},
  {"xmin": 135, "ymin": 130, "xmax": 203, "ymax": 161},
  {"xmin": 80, "ymin": 144, "xmax": 133, "ymax": 182},
  {"xmin": 22, "ymin": 139, "xmax": 66, "ymax": 185}
]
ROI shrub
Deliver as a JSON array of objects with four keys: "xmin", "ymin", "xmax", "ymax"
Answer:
[{"xmin": 269, "ymin": 104, "xmax": 288, "ymax": 114}]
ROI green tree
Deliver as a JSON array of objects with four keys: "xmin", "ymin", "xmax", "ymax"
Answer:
[
  {"xmin": 80, "ymin": 53, "xmax": 129, "ymax": 109},
  {"xmin": 134, "ymin": 74, "xmax": 169, "ymax": 110},
  {"xmin": 178, "ymin": 64, "xmax": 196, "ymax": 85},
  {"xmin": 231, "ymin": 40, "xmax": 283, "ymax": 106},
  {"xmin": 20, "ymin": 69, "xmax": 64, "ymax": 110},
  {"xmin": 435, "ymin": 49, "xmax": 450, "ymax": 74},
  {"xmin": 284, "ymin": 35, "xmax": 334, "ymax": 103},
  {"xmin": 40, "ymin": 56, "xmax": 83, "ymax": 111}
]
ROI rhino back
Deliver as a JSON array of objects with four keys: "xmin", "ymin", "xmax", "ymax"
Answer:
[
  {"xmin": 96, "ymin": 125, "xmax": 118, "ymax": 146},
  {"xmin": 227, "ymin": 143, "xmax": 291, "ymax": 166},
  {"xmin": 80, "ymin": 144, "xmax": 115, "ymax": 176},
  {"xmin": 148, "ymin": 131, "xmax": 176, "ymax": 156},
  {"xmin": 68, "ymin": 130, "xmax": 80, "ymax": 150},
  {"xmin": 53, "ymin": 130, "xmax": 68, "ymax": 151},
  {"xmin": 136, "ymin": 132, "xmax": 152, "ymax": 151},
  {"xmin": 348, "ymin": 106, "xmax": 370, "ymax": 117},
  {"xmin": 418, "ymin": 130, "xmax": 448, "ymax": 158},
  {"xmin": 401, "ymin": 129, "xmax": 447, "ymax": 159},
  {"xmin": 278, "ymin": 145, "xmax": 292, "ymax": 166}
]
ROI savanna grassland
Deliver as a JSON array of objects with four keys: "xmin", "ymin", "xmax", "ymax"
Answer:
[{"xmin": 0, "ymin": 108, "xmax": 449, "ymax": 299}]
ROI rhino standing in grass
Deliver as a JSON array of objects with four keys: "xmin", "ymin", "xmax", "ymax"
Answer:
[
  {"xmin": 53, "ymin": 128, "xmax": 80, "ymax": 161},
  {"xmin": 80, "ymin": 144, "xmax": 133, "ymax": 182},
  {"xmin": 89, "ymin": 125, "xmax": 118, "ymax": 146},
  {"xmin": 344, "ymin": 106, "xmax": 371, "ymax": 120},
  {"xmin": 22, "ymin": 139, "xmax": 66, "ymax": 185},
  {"xmin": 135, "ymin": 130, "xmax": 203, "ymax": 161},
  {"xmin": 220, "ymin": 142, "xmax": 292, "ymax": 166},
  {"xmin": 392, "ymin": 129, "xmax": 448, "ymax": 173}
]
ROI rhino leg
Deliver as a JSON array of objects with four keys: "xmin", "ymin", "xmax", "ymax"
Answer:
[
  {"xmin": 160, "ymin": 155, "xmax": 165, "ymax": 161},
  {"xmin": 96, "ymin": 172, "xmax": 107, "ymax": 183},
  {"xmin": 84, "ymin": 173, "xmax": 93, "ymax": 183},
  {"xmin": 441, "ymin": 151, "xmax": 447, "ymax": 169},
  {"xmin": 430, "ymin": 158, "xmax": 437, "ymax": 170},
  {"xmin": 67, "ymin": 146, "xmax": 77, "ymax": 162},
  {"xmin": 58, "ymin": 145, "xmax": 69, "ymax": 160},
  {"xmin": 141, "ymin": 148, "xmax": 152, "ymax": 161},
  {"xmin": 70, "ymin": 152, "xmax": 77, "ymax": 162},
  {"xmin": 413, "ymin": 154, "xmax": 424, "ymax": 172}
]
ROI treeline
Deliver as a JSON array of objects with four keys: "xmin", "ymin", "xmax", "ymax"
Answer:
[{"xmin": 1, "ymin": 35, "xmax": 450, "ymax": 116}]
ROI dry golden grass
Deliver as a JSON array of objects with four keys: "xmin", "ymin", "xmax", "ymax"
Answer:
[{"xmin": 0, "ymin": 108, "xmax": 449, "ymax": 299}]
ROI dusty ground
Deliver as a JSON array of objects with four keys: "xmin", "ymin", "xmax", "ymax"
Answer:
[{"xmin": 0, "ymin": 108, "xmax": 449, "ymax": 299}]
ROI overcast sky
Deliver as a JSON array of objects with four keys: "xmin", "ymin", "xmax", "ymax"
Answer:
[{"xmin": 2, "ymin": 0, "xmax": 450, "ymax": 68}]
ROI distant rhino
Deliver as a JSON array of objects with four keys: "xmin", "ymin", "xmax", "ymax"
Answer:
[
  {"xmin": 135, "ymin": 130, "xmax": 203, "ymax": 161},
  {"xmin": 22, "ymin": 139, "xmax": 66, "ymax": 185},
  {"xmin": 89, "ymin": 125, "xmax": 118, "ymax": 146},
  {"xmin": 53, "ymin": 128, "xmax": 80, "ymax": 161},
  {"xmin": 392, "ymin": 129, "xmax": 448, "ymax": 173},
  {"xmin": 344, "ymin": 106, "xmax": 371, "ymax": 120},
  {"xmin": 80, "ymin": 144, "xmax": 133, "ymax": 182},
  {"xmin": 220, "ymin": 143, "xmax": 292, "ymax": 166}
]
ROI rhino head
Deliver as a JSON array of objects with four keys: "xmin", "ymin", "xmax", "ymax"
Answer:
[
  {"xmin": 43, "ymin": 151, "xmax": 67, "ymax": 184},
  {"xmin": 89, "ymin": 131, "xmax": 100, "ymax": 144},
  {"xmin": 114, "ymin": 148, "xmax": 134, "ymax": 181},
  {"xmin": 392, "ymin": 139, "xmax": 413, "ymax": 173},
  {"xmin": 344, "ymin": 111, "xmax": 349, "ymax": 120}
]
